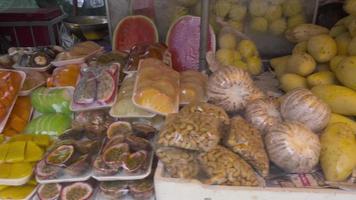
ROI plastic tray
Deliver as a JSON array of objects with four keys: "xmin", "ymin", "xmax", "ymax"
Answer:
[
  {"xmin": 12, "ymin": 63, "xmax": 52, "ymax": 72},
  {"xmin": 18, "ymin": 71, "xmax": 46, "ymax": 96},
  {"xmin": 0, "ymin": 174, "xmax": 32, "ymax": 186},
  {"xmin": 0, "ymin": 69, "xmax": 26, "ymax": 133},
  {"xmin": 36, "ymin": 170, "xmax": 92, "ymax": 184},
  {"xmin": 92, "ymin": 150, "xmax": 154, "ymax": 181},
  {"xmin": 51, "ymin": 47, "xmax": 104, "ymax": 67},
  {"xmin": 94, "ymin": 190, "xmax": 155, "ymax": 200},
  {"xmin": 70, "ymin": 64, "xmax": 120, "ymax": 112}
]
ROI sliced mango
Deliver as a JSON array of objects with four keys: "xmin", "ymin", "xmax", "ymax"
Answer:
[
  {"xmin": 0, "ymin": 185, "xmax": 36, "ymax": 199},
  {"xmin": 8, "ymin": 134, "xmax": 33, "ymax": 142},
  {"xmin": 9, "ymin": 162, "xmax": 32, "ymax": 179},
  {"xmin": 25, "ymin": 141, "xmax": 44, "ymax": 162},
  {"xmin": 5, "ymin": 141, "xmax": 26, "ymax": 163},
  {"xmin": 0, "ymin": 144, "xmax": 9, "ymax": 163},
  {"xmin": 0, "ymin": 135, "xmax": 4, "ymax": 143},
  {"xmin": 27, "ymin": 178, "xmax": 37, "ymax": 186},
  {"xmin": 32, "ymin": 135, "xmax": 51, "ymax": 147},
  {"xmin": 0, "ymin": 185, "xmax": 8, "ymax": 191},
  {"xmin": 0, "ymin": 164, "xmax": 11, "ymax": 178}
]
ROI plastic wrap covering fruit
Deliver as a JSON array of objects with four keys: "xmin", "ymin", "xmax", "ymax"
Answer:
[
  {"xmin": 72, "ymin": 109, "xmax": 115, "ymax": 135},
  {"xmin": 133, "ymin": 58, "xmax": 179, "ymax": 115},
  {"xmin": 124, "ymin": 43, "xmax": 170, "ymax": 73},
  {"xmin": 0, "ymin": 71, "xmax": 23, "ymax": 122},
  {"xmin": 48, "ymin": 64, "xmax": 81, "ymax": 87},
  {"xmin": 179, "ymin": 70, "xmax": 208, "ymax": 105},
  {"xmin": 72, "ymin": 64, "xmax": 119, "ymax": 111},
  {"xmin": 55, "ymin": 41, "xmax": 101, "ymax": 62},
  {"xmin": 157, "ymin": 112, "xmax": 222, "ymax": 152},
  {"xmin": 31, "ymin": 87, "xmax": 72, "ymax": 115},
  {"xmin": 110, "ymin": 74, "xmax": 155, "ymax": 118},
  {"xmin": 25, "ymin": 113, "xmax": 71, "ymax": 136},
  {"xmin": 1, "ymin": 97, "xmax": 32, "ymax": 137}
]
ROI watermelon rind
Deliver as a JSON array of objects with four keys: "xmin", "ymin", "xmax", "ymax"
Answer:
[{"xmin": 112, "ymin": 15, "xmax": 159, "ymax": 53}]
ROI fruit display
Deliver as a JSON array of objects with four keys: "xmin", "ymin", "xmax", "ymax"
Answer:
[
  {"xmin": 110, "ymin": 74, "xmax": 155, "ymax": 118},
  {"xmin": 1, "ymin": 96, "xmax": 32, "ymax": 137},
  {"xmin": 125, "ymin": 43, "xmax": 170, "ymax": 73},
  {"xmin": 179, "ymin": 70, "xmax": 208, "ymax": 104},
  {"xmin": 207, "ymin": 66, "xmax": 265, "ymax": 112},
  {"xmin": 133, "ymin": 58, "xmax": 180, "ymax": 115},
  {"xmin": 25, "ymin": 113, "xmax": 72, "ymax": 136},
  {"xmin": 20, "ymin": 70, "xmax": 46, "ymax": 94},
  {"xmin": 166, "ymin": 15, "xmax": 216, "ymax": 71},
  {"xmin": 72, "ymin": 64, "xmax": 119, "ymax": 111},
  {"xmin": 0, "ymin": 183, "xmax": 37, "ymax": 199},
  {"xmin": 72, "ymin": 109, "xmax": 115, "ymax": 135},
  {"xmin": 179, "ymin": 102, "xmax": 229, "ymax": 125},
  {"xmin": 0, "ymin": 70, "xmax": 24, "ymax": 125},
  {"xmin": 31, "ymin": 87, "xmax": 72, "ymax": 115},
  {"xmin": 215, "ymin": 31, "xmax": 264, "ymax": 75},
  {"xmin": 113, "ymin": 15, "xmax": 159, "ymax": 53},
  {"xmin": 265, "ymin": 121, "xmax": 321, "ymax": 173},
  {"xmin": 47, "ymin": 64, "xmax": 81, "ymax": 88}
]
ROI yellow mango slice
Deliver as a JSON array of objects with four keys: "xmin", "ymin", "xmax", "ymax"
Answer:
[
  {"xmin": 32, "ymin": 135, "xmax": 51, "ymax": 147},
  {"xmin": 9, "ymin": 162, "xmax": 32, "ymax": 179},
  {"xmin": 0, "ymin": 164, "xmax": 11, "ymax": 179},
  {"xmin": 25, "ymin": 141, "xmax": 44, "ymax": 162},
  {"xmin": 0, "ymin": 144, "xmax": 9, "ymax": 163},
  {"xmin": 0, "ymin": 185, "xmax": 36, "ymax": 199},
  {"xmin": 5, "ymin": 141, "xmax": 26, "ymax": 163}
]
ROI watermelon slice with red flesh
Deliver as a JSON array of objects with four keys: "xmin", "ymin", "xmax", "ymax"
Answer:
[
  {"xmin": 166, "ymin": 15, "xmax": 216, "ymax": 72},
  {"xmin": 113, "ymin": 15, "xmax": 159, "ymax": 53}
]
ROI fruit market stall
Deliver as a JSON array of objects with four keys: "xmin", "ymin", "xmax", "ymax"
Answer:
[{"xmin": 0, "ymin": 0, "xmax": 355, "ymax": 199}]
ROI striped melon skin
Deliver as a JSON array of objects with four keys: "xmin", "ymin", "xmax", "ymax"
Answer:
[
  {"xmin": 207, "ymin": 66, "xmax": 265, "ymax": 112},
  {"xmin": 281, "ymin": 88, "xmax": 331, "ymax": 133},
  {"xmin": 245, "ymin": 98, "xmax": 282, "ymax": 134},
  {"xmin": 265, "ymin": 121, "xmax": 320, "ymax": 173}
]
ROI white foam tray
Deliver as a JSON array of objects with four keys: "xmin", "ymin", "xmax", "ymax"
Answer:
[{"xmin": 154, "ymin": 162, "xmax": 356, "ymax": 200}]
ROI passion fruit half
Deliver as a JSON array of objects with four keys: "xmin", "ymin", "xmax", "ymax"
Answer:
[
  {"xmin": 61, "ymin": 182, "xmax": 93, "ymax": 200},
  {"xmin": 38, "ymin": 183, "xmax": 62, "ymax": 200},
  {"xmin": 102, "ymin": 143, "xmax": 130, "ymax": 169},
  {"xmin": 126, "ymin": 135, "xmax": 151, "ymax": 151},
  {"xmin": 64, "ymin": 154, "xmax": 90, "ymax": 176},
  {"xmin": 107, "ymin": 121, "xmax": 132, "ymax": 139},
  {"xmin": 123, "ymin": 150, "xmax": 148, "ymax": 173},
  {"xmin": 93, "ymin": 157, "xmax": 118, "ymax": 176},
  {"xmin": 99, "ymin": 181, "xmax": 129, "ymax": 199},
  {"xmin": 132, "ymin": 122, "xmax": 157, "ymax": 139},
  {"xmin": 45, "ymin": 144, "xmax": 75, "ymax": 167},
  {"xmin": 35, "ymin": 160, "xmax": 61, "ymax": 179},
  {"xmin": 129, "ymin": 179, "xmax": 154, "ymax": 200}
]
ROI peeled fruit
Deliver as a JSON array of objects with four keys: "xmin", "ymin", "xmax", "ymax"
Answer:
[
  {"xmin": 334, "ymin": 56, "xmax": 356, "ymax": 90},
  {"xmin": 280, "ymin": 73, "xmax": 308, "ymax": 92},
  {"xmin": 287, "ymin": 53, "xmax": 316, "ymax": 76},
  {"xmin": 270, "ymin": 55, "xmax": 289, "ymax": 77},
  {"xmin": 250, "ymin": 17, "xmax": 268, "ymax": 32},
  {"xmin": 288, "ymin": 14, "xmax": 306, "ymax": 29},
  {"xmin": 25, "ymin": 141, "xmax": 44, "ymax": 162},
  {"xmin": 335, "ymin": 32, "xmax": 351, "ymax": 56},
  {"xmin": 282, "ymin": 0, "xmax": 302, "ymax": 17},
  {"xmin": 285, "ymin": 24, "xmax": 329, "ymax": 43},
  {"xmin": 307, "ymin": 34, "xmax": 337, "ymax": 63},
  {"xmin": 215, "ymin": 0, "xmax": 232, "ymax": 18},
  {"xmin": 216, "ymin": 49, "xmax": 235, "ymax": 66},
  {"xmin": 219, "ymin": 33, "xmax": 237, "ymax": 49},
  {"xmin": 311, "ymin": 85, "xmax": 356, "ymax": 116},
  {"xmin": 269, "ymin": 18, "xmax": 287, "ymax": 35},
  {"xmin": 320, "ymin": 123, "xmax": 356, "ymax": 181},
  {"xmin": 307, "ymin": 71, "xmax": 336, "ymax": 87},
  {"xmin": 330, "ymin": 55, "xmax": 346, "ymax": 72},
  {"xmin": 229, "ymin": 4, "xmax": 247, "ymax": 21},
  {"xmin": 249, "ymin": 0, "xmax": 268, "ymax": 17},
  {"xmin": 265, "ymin": 5, "xmax": 282, "ymax": 22},
  {"xmin": 246, "ymin": 56, "xmax": 263, "ymax": 75},
  {"xmin": 328, "ymin": 113, "xmax": 356, "ymax": 132},
  {"xmin": 348, "ymin": 37, "xmax": 356, "ymax": 55},
  {"xmin": 344, "ymin": 0, "xmax": 356, "ymax": 16},
  {"xmin": 292, "ymin": 41, "xmax": 307, "ymax": 54},
  {"xmin": 238, "ymin": 40, "xmax": 258, "ymax": 58}
]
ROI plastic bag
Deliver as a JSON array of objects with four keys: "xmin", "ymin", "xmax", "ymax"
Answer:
[
  {"xmin": 198, "ymin": 146, "xmax": 260, "ymax": 186},
  {"xmin": 156, "ymin": 147, "xmax": 199, "ymax": 179},
  {"xmin": 223, "ymin": 116, "xmax": 269, "ymax": 177},
  {"xmin": 72, "ymin": 109, "xmax": 115, "ymax": 135},
  {"xmin": 157, "ymin": 112, "xmax": 222, "ymax": 152},
  {"xmin": 179, "ymin": 102, "xmax": 230, "ymax": 125}
]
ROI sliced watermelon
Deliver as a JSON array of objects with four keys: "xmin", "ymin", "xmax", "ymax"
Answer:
[
  {"xmin": 113, "ymin": 15, "xmax": 159, "ymax": 53},
  {"xmin": 166, "ymin": 15, "xmax": 216, "ymax": 72}
]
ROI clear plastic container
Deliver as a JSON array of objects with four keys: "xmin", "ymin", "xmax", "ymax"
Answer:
[
  {"xmin": 179, "ymin": 70, "xmax": 208, "ymax": 105},
  {"xmin": 132, "ymin": 58, "xmax": 180, "ymax": 116}
]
